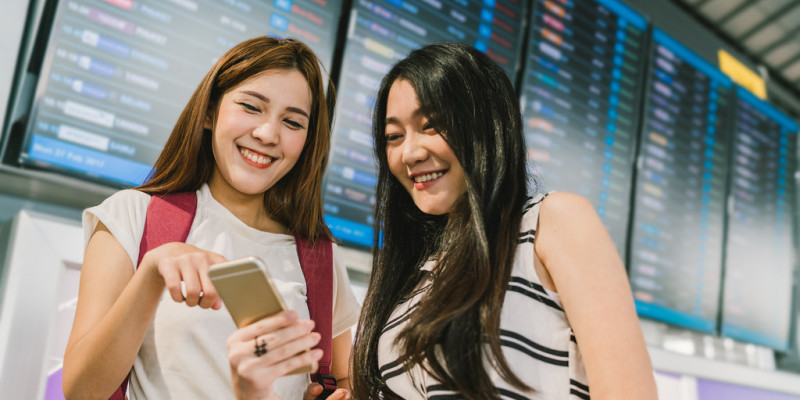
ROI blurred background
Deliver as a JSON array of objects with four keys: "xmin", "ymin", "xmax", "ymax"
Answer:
[{"xmin": 1, "ymin": 0, "xmax": 800, "ymax": 398}]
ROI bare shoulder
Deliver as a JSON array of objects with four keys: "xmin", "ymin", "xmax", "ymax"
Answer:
[
  {"xmin": 539, "ymin": 192, "xmax": 601, "ymax": 227},
  {"xmin": 536, "ymin": 192, "xmax": 610, "ymax": 264}
]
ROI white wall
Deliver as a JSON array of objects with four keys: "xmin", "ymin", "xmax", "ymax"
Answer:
[{"xmin": 0, "ymin": 1, "xmax": 32, "ymax": 131}]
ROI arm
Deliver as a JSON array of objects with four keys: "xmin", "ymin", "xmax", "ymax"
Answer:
[
  {"xmin": 330, "ymin": 329, "xmax": 353, "ymax": 391},
  {"xmin": 304, "ymin": 330, "xmax": 353, "ymax": 399},
  {"xmin": 534, "ymin": 192, "xmax": 657, "ymax": 399},
  {"xmin": 63, "ymin": 222, "xmax": 224, "ymax": 399}
]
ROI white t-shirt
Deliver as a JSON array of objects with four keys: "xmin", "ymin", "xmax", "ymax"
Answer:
[{"xmin": 83, "ymin": 184, "xmax": 361, "ymax": 400}]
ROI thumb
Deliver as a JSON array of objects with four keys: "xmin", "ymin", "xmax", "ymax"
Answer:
[{"xmin": 304, "ymin": 383, "xmax": 323, "ymax": 400}]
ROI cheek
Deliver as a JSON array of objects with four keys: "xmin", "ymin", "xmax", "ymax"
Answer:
[
  {"xmin": 210, "ymin": 132, "xmax": 223, "ymax": 159},
  {"xmin": 214, "ymin": 106, "xmax": 237, "ymax": 130},
  {"xmin": 285, "ymin": 132, "xmax": 308, "ymax": 158},
  {"xmin": 453, "ymin": 167, "xmax": 468, "ymax": 195},
  {"xmin": 386, "ymin": 149, "xmax": 405, "ymax": 180}
]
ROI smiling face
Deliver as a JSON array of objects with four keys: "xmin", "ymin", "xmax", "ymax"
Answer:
[
  {"xmin": 384, "ymin": 79, "xmax": 467, "ymax": 215},
  {"xmin": 207, "ymin": 68, "xmax": 311, "ymax": 199}
]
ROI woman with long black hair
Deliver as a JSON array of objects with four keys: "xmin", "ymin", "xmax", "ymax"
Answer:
[{"xmin": 352, "ymin": 43, "xmax": 657, "ymax": 399}]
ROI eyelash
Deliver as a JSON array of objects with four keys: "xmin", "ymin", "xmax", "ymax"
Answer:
[
  {"xmin": 285, "ymin": 119, "xmax": 304, "ymax": 129},
  {"xmin": 385, "ymin": 121, "xmax": 436, "ymax": 143},
  {"xmin": 238, "ymin": 102, "xmax": 258, "ymax": 112},
  {"xmin": 238, "ymin": 102, "xmax": 305, "ymax": 129},
  {"xmin": 385, "ymin": 134, "xmax": 402, "ymax": 143}
]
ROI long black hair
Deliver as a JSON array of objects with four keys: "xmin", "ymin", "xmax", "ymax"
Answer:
[{"xmin": 352, "ymin": 43, "xmax": 535, "ymax": 399}]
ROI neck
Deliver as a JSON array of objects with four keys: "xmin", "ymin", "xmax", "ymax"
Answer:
[{"xmin": 207, "ymin": 176, "xmax": 289, "ymax": 234}]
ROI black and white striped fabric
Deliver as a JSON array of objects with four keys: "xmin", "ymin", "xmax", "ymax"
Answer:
[{"xmin": 376, "ymin": 193, "xmax": 590, "ymax": 399}]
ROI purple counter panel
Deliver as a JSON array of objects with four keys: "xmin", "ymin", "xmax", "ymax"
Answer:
[{"xmin": 697, "ymin": 378, "xmax": 800, "ymax": 400}]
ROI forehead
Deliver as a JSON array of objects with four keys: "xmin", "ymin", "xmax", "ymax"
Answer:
[
  {"xmin": 386, "ymin": 79, "xmax": 422, "ymax": 117},
  {"xmin": 230, "ymin": 69, "xmax": 312, "ymax": 107}
]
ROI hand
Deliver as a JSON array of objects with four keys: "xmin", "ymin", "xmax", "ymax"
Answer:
[
  {"xmin": 140, "ymin": 242, "xmax": 226, "ymax": 310},
  {"xmin": 303, "ymin": 383, "xmax": 351, "ymax": 400},
  {"xmin": 228, "ymin": 311, "xmax": 324, "ymax": 400}
]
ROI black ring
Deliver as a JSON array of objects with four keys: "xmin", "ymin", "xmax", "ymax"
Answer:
[{"xmin": 254, "ymin": 336, "xmax": 268, "ymax": 357}]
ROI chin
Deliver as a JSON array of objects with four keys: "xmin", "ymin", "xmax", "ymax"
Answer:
[
  {"xmin": 415, "ymin": 201, "xmax": 454, "ymax": 216},
  {"xmin": 230, "ymin": 180, "xmax": 274, "ymax": 195}
]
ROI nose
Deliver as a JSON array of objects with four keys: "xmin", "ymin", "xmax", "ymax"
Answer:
[
  {"xmin": 251, "ymin": 119, "xmax": 280, "ymax": 145},
  {"xmin": 401, "ymin": 132, "xmax": 427, "ymax": 165}
]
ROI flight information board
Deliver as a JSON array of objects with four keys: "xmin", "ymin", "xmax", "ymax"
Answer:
[
  {"xmin": 629, "ymin": 28, "xmax": 734, "ymax": 333},
  {"xmin": 323, "ymin": 0, "xmax": 528, "ymax": 249},
  {"xmin": 721, "ymin": 86, "xmax": 798, "ymax": 350},
  {"xmin": 520, "ymin": 0, "xmax": 648, "ymax": 256},
  {"xmin": 21, "ymin": 0, "xmax": 342, "ymax": 187}
]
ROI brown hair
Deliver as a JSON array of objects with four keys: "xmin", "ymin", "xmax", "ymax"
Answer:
[{"xmin": 138, "ymin": 37, "xmax": 333, "ymax": 242}]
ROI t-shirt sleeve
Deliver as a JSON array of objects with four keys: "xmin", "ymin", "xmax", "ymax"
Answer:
[
  {"xmin": 82, "ymin": 189, "xmax": 151, "ymax": 270},
  {"xmin": 330, "ymin": 244, "xmax": 362, "ymax": 337}
]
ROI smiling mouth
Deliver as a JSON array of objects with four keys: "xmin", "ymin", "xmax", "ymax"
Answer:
[
  {"xmin": 412, "ymin": 171, "xmax": 445, "ymax": 183},
  {"xmin": 239, "ymin": 147, "xmax": 275, "ymax": 166}
]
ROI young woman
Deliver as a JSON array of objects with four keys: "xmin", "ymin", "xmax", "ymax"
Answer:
[
  {"xmin": 63, "ymin": 37, "xmax": 358, "ymax": 400},
  {"xmin": 352, "ymin": 43, "xmax": 658, "ymax": 399}
]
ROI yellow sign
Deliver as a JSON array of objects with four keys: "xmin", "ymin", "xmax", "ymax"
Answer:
[{"xmin": 718, "ymin": 50, "xmax": 767, "ymax": 99}]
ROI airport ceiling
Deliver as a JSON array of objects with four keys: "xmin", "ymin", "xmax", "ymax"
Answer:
[{"xmin": 674, "ymin": 0, "xmax": 800, "ymax": 98}]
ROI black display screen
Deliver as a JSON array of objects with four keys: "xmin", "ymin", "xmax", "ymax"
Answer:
[
  {"xmin": 520, "ymin": 0, "xmax": 648, "ymax": 256},
  {"xmin": 21, "ymin": 0, "xmax": 343, "ymax": 187},
  {"xmin": 322, "ymin": 0, "xmax": 528, "ymax": 249},
  {"xmin": 721, "ymin": 86, "xmax": 798, "ymax": 350},
  {"xmin": 629, "ymin": 28, "xmax": 734, "ymax": 333}
]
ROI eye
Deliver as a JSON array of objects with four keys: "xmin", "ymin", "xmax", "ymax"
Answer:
[
  {"xmin": 284, "ymin": 119, "xmax": 305, "ymax": 130},
  {"xmin": 385, "ymin": 132, "xmax": 403, "ymax": 143},
  {"xmin": 422, "ymin": 122, "xmax": 436, "ymax": 132},
  {"xmin": 238, "ymin": 102, "xmax": 259, "ymax": 112}
]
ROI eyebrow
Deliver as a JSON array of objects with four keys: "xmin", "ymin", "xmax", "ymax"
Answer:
[
  {"xmin": 240, "ymin": 90, "xmax": 310, "ymax": 118},
  {"xmin": 385, "ymin": 116, "xmax": 402, "ymax": 126},
  {"xmin": 385, "ymin": 109, "xmax": 425, "ymax": 126}
]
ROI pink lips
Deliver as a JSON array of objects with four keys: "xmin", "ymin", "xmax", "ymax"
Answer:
[
  {"xmin": 238, "ymin": 146, "xmax": 274, "ymax": 169},
  {"xmin": 411, "ymin": 171, "xmax": 446, "ymax": 190}
]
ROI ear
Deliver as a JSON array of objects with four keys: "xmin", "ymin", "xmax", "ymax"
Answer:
[{"xmin": 203, "ymin": 111, "xmax": 214, "ymax": 131}]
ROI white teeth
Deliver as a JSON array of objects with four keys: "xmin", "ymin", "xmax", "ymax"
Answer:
[
  {"xmin": 413, "ymin": 172, "xmax": 444, "ymax": 183},
  {"xmin": 239, "ymin": 148, "xmax": 274, "ymax": 165}
]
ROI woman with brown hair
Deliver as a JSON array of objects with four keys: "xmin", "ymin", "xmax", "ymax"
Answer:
[
  {"xmin": 352, "ymin": 43, "xmax": 657, "ymax": 399},
  {"xmin": 63, "ymin": 37, "xmax": 358, "ymax": 399}
]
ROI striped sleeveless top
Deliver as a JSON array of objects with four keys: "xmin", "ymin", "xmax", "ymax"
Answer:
[{"xmin": 376, "ymin": 194, "xmax": 590, "ymax": 399}]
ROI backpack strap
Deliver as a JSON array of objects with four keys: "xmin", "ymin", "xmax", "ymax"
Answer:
[
  {"xmin": 294, "ymin": 234, "xmax": 337, "ymax": 398},
  {"xmin": 109, "ymin": 192, "xmax": 197, "ymax": 400},
  {"xmin": 137, "ymin": 192, "xmax": 198, "ymax": 266}
]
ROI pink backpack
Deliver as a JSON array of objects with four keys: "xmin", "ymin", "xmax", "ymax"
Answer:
[{"xmin": 108, "ymin": 192, "xmax": 337, "ymax": 399}]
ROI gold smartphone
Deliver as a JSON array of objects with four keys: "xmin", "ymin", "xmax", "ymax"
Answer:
[
  {"xmin": 208, "ymin": 256, "xmax": 313, "ymax": 374},
  {"xmin": 209, "ymin": 256, "xmax": 287, "ymax": 328}
]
